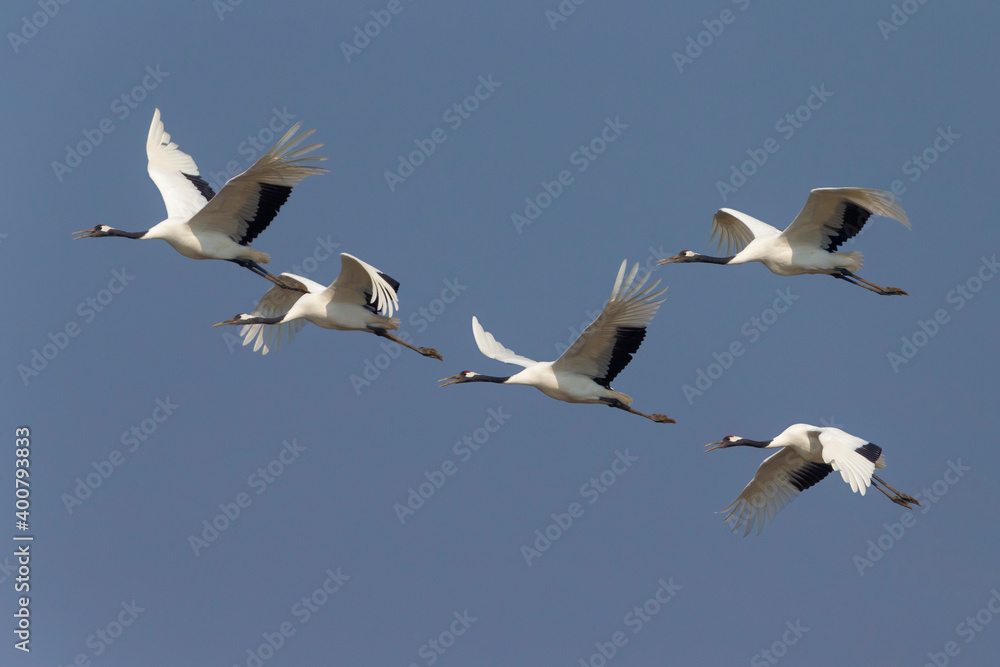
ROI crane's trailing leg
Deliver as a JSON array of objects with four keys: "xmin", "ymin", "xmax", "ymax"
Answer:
[
  {"xmin": 601, "ymin": 397, "xmax": 675, "ymax": 424},
  {"xmin": 230, "ymin": 259, "xmax": 306, "ymax": 292},
  {"xmin": 371, "ymin": 329, "xmax": 443, "ymax": 360},
  {"xmin": 834, "ymin": 269, "xmax": 907, "ymax": 296},
  {"xmin": 871, "ymin": 473, "xmax": 920, "ymax": 509}
]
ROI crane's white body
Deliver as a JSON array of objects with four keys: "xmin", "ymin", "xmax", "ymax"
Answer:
[
  {"xmin": 499, "ymin": 360, "xmax": 632, "ymax": 405},
  {"xmin": 141, "ymin": 218, "xmax": 261, "ymax": 262},
  {"xmin": 443, "ymin": 261, "xmax": 672, "ymax": 422},
  {"xmin": 77, "ymin": 108, "xmax": 326, "ymax": 268},
  {"xmin": 714, "ymin": 188, "xmax": 908, "ymax": 275},
  {"xmin": 664, "ymin": 188, "xmax": 910, "ymax": 290},
  {"xmin": 713, "ymin": 423, "xmax": 902, "ymax": 536},
  {"xmin": 719, "ymin": 215, "xmax": 865, "ymax": 276},
  {"xmin": 229, "ymin": 253, "xmax": 400, "ymax": 355}
]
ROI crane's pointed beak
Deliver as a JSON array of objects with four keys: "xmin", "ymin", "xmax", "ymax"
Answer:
[
  {"xmin": 72, "ymin": 228, "xmax": 97, "ymax": 239},
  {"xmin": 705, "ymin": 440, "xmax": 728, "ymax": 452},
  {"xmin": 438, "ymin": 375, "xmax": 464, "ymax": 387},
  {"xmin": 212, "ymin": 315, "xmax": 244, "ymax": 328},
  {"xmin": 656, "ymin": 254, "xmax": 684, "ymax": 265}
]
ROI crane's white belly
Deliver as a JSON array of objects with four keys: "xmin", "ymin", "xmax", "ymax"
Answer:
[{"xmin": 509, "ymin": 365, "xmax": 612, "ymax": 404}]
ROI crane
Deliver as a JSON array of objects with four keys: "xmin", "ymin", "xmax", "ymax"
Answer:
[
  {"xmin": 706, "ymin": 423, "xmax": 920, "ymax": 535},
  {"xmin": 439, "ymin": 260, "xmax": 674, "ymax": 423},
  {"xmin": 74, "ymin": 108, "xmax": 326, "ymax": 291},
  {"xmin": 213, "ymin": 252, "xmax": 442, "ymax": 360},
  {"xmin": 658, "ymin": 188, "xmax": 910, "ymax": 295}
]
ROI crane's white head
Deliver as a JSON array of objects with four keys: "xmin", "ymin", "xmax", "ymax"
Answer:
[
  {"xmin": 438, "ymin": 370, "xmax": 479, "ymax": 387},
  {"xmin": 72, "ymin": 224, "xmax": 114, "ymax": 239},
  {"xmin": 657, "ymin": 250, "xmax": 700, "ymax": 265}
]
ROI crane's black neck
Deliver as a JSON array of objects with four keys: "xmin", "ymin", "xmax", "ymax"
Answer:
[
  {"xmin": 240, "ymin": 316, "xmax": 284, "ymax": 325},
  {"xmin": 107, "ymin": 228, "xmax": 147, "ymax": 239},
  {"xmin": 693, "ymin": 254, "xmax": 735, "ymax": 265},
  {"xmin": 467, "ymin": 374, "xmax": 511, "ymax": 384},
  {"xmin": 729, "ymin": 438, "xmax": 773, "ymax": 448}
]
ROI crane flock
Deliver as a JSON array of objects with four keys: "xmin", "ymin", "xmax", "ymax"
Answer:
[{"xmin": 76, "ymin": 108, "xmax": 921, "ymax": 536}]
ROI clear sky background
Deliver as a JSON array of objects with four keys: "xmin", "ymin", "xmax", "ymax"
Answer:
[{"xmin": 3, "ymin": 1, "xmax": 999, "ymax": 665}]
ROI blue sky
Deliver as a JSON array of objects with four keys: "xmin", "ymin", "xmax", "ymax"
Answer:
[{"xmin": 3, "ymin": 1, "xmax": 999, "ymax": 665}]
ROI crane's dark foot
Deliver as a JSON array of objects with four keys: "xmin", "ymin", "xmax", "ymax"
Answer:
[
  {"xmin": 881, "ymin": 287, "xmax": 908, "ymax": 296},
  {"xmin": 650, "ymin": 414, "xmax": 676, "ymax": 424},
  {"xmin": 886, "ymin": 492, "xmax": 920, "ymax": 509},
  {"xmin": 419, "ymin": 347, "xmax": 443, "ymax": 361}
]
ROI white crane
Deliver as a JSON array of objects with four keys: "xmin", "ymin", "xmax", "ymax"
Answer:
[
  {"xmin": 213, "ymin": 252, "xmax": 442, "ymax": 360},
  {"xmin": 74, "ymin": 108, "xmax": 326, "ymax": 291},
  {"xmin": 439, "ymin": 260, "xmax": 674, "ymax": 423},
  {"xmin": 658, "ymin": 188, "xmax": 910, "ymax": 295},
  {"xmin": 706, "ymin": 423, "xmax": 920, "ymax": 536}
]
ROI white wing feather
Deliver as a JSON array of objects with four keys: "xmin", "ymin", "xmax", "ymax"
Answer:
[
  {"xmin": 146, "ymin": 109, "xmax": 213, "ymax": 220},
  {"xmin": 472, "ymin": 316, "xmax": 537, "ymax": 368},
  {"xmin": 782, "ymin": 187, "xmax": 910, "ymax": 250},
  {"xmin": 819, "ymin": 430, "xmax": 876, "ymax": 495},
  {"xmin": 187, "ymin": 122, "xmax": 327, "ymax": 240},
  {"xmin": 324, "ymin": 253, "xmax": 399, "ymax": 318},
  {"xmin": 722, "ymin": 448, "xmax": 819, "ymax": 537},
  {"xmin": 238, "ymin": 274, "xmax": 314, "ymax": 355},
  {"xmin": 552, "ymin": 260, "xmax": 666, "ymax": 381},
  {"xmin": 710, "ymin": 209, "xmax": 782, "ymax": 255}
]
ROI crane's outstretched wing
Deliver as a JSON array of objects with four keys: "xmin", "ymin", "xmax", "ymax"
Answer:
[
  {"xmin": 722, "ymin": 447, "xmax": 834, "ymax": 536},
  {"xmin": 710, "ymin": 209, "xmax": 782, "ymax": 255},
  {"xmin": 552, "ymin": 260, "xmax": 666, "ymax": 387},
  {"xmin": 782, "ymin": 188, "xmax": 910, "ymax": 253},
  {"xmin": 146, "ymin": 108, "xmax": 216, "ymax": 221},
  {"xmin": 472, "ymin": 316, "xmax": 537, "ymax": 368},
  {"xmin": 819, "ymin": 430, "xmax": 880, "ymax": 495},
  {"xmin": 324, "ymin": 253, "xmax": 399, "ymax": 318},
  {"xmin": 238, "ymin": 274, "xmax": 316, "ymax": 355},
  {"xmin": 188, "ymin": 122, "xmax": 327, "ymax": 244}
]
